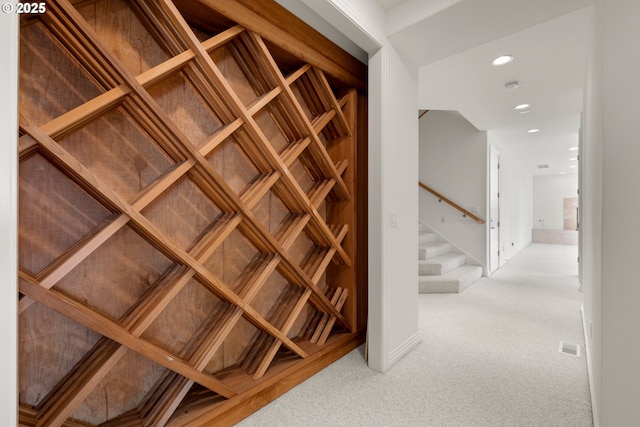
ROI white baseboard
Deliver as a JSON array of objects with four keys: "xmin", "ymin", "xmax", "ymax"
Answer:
[
  {"xmin": 581, "ymin": 304, "xmax": 599, "ymax": 427},
  {"xmin": 387, "ymin": 332, "xmax": 421, "ymax": 369}
]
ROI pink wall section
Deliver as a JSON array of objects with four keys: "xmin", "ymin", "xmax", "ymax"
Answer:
[{"xmin": 532, "ymin": 229, "xmax": 578, "ymax": 245}]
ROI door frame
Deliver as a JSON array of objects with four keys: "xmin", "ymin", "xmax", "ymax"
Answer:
[{"xmin": 489, "ymin": 145, "xmax": 501, "ymax": 273}]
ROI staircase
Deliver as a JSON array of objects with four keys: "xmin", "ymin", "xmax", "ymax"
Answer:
[{"xmin": 418, "ymin": 223, "xmax": 483, "ymax": 293}]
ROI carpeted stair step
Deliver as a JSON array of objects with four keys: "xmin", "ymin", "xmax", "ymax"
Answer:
[
  {"xmin": 419, "ymin": 253, "xmax": 467, "ymax": 276},
  {"xmin": 418, "ymin": 231, "xmax": 438, "ymax": 245},
  {"xmin": 418, "ymin": 264, "xmax": 483, "ymax": 293},
  {"xmin": 418, "ymin": 242, "xmax": 450, "ymax": 260}
]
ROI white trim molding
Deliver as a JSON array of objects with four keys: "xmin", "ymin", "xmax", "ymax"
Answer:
[
  {"xmin": 0, "ymin": 11, "xmax": 19, "ymax": 426},
  {"xmin": 388, "ymin": 332, "xmax": 422, "ymax": 368},
  {"xmin": 327, "ymin": 0, "xmax": 386, "ymax": 50},
  {"xmin": 582, "ymin": 304, "xmax": 599, "ymax": 427}
]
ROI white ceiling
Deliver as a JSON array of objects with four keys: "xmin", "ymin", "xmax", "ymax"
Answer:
[
  {"xmin": 375, "ymin": 0, "xmax": 408, "ymax": 11},
  {"xmin": 378, "ymin": 0, "xmax": 593, "ymax": 175}
]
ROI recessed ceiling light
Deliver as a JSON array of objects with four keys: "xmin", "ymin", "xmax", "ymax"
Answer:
[
  {"xmin": 492, "ymin": 55, "xmax": 514, "ymax": 66},
  {"xmin": 569, "ymin": 165, "xmax": 577, "ymax": 168},
  {"xmin": 514, "ymin": 103, "xmax": 530, "ymax": 110},
  {"xmin": 519, "ymin": 110, "xmax": 530, "ymax": 114},
  {"xmin": 528, "ymin": 129, "xmax": 540, "ymax": 133},
  {"xmin": 569, "ymin": 147, "xmax": 579, "ymax": 151},
  {"xmin": 569, "ymin": 157, "xmax": 578, "ymax": 161}
]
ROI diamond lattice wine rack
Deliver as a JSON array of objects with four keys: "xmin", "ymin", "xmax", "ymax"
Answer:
[{"xmin": 17, "ymin": 0, "xmax": 367, "ymax": 425}]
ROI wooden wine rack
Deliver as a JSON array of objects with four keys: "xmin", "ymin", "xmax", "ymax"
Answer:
[{"xmin": 17, "ymin": 0, "xmax": 367, "ymax": 425}]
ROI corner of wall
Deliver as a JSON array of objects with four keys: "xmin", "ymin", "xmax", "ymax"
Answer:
[{"xmin": 368, "ymin": 43, "xmax": 420, "ymax": 373}]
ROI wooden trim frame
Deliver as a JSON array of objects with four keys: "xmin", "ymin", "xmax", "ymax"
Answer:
[{"xmin": 17, "ymin": 1, "xmax": 367, "ymax": 425}]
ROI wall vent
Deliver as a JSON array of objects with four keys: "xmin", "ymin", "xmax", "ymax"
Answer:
[
  {"xmin": 559, "ymin": 341, "xmax": 581, "ymax": 357},
  {"xmin": 537, "ymin": 164, "xmax": 549, "ymax": 169}
]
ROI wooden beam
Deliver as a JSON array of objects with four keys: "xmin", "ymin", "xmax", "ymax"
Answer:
[{"xmin": 174, "ymin": 0, "xmax": 367, "ymax": 91}]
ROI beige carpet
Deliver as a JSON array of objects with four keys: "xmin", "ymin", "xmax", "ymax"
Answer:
[{"xmin": 238, "ymin": 243, "xmax": 593, "ymax": 426}]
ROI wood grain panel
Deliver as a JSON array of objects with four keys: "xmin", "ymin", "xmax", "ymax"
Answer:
[
  {"xmin": 19, "ymin": 21, "xmax": 103, "ymax": 127},
  {"xmin": 69, "ymin": 348, "xmax": 166, "ymax": 425},
  {"xmin": 77, "ymin": 0, "xmax": 170, "ymax": 75},
  {"xmin": 18, "ymin": 153, "xmax": 111, "ymax": 275},
  {"xmin": 146, "ymin": 69, "xmax": 223, "ymax": 148},
  {"xmin": 57, "ymin": 106, "xmax": 174, "ymax": 201},
  {"xmin": 19, "ymin": 301, "xmax": 102, "ymax": 408}
]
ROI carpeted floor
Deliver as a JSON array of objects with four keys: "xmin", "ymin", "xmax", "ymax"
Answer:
[{"xmin": 237, "ymin": 243, "xmax": 593, "ymax": 426}]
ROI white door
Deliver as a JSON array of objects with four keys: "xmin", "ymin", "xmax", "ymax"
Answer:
[{"xmin": 489, "ymin": 146, "xmax": 500, "ymax": 273}]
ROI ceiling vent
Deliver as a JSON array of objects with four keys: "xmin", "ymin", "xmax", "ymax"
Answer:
[
  {"xmin": 505, "ymin": 80, "xmax": 519, "ymax": 90},
  {"xmin": 537, "ymin": 164, "xmax": 549, "ymax": 169}
]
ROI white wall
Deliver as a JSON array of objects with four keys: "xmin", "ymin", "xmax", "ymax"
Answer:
[
  {"xmin": 583, "ymin": 0, "xmax": 640, "ymax": 425},
  {"xmin": 419, "ymin": 111, "xmax": 487, "ymax": 266},
  {"xmin": 599, "ymin": 0, "xmax": 640, "ymax": 424},
  {"xmin": 580, "ymin": 2, "xmax": 603, "ymax": 419},
  {"xmin": 0, "ymin": 11, "xmax": 18, "ymax": 424},
  {"xmin": 533, "ymin": 174, "xmax": 578, "ymax": 230},
  {"xmin": 368, "ymin": 43, "xmax": 421, "ymax": 372},
  {"xmin": 488, "ymin": 134, "xmax": 533, "ymax": 263},
  {"xmin": 278, "ymin": 0, "xmax": 421, "ymax": 373}
]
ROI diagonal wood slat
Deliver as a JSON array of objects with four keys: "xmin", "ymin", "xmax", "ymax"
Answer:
[
  {"xmin": 138, "ymin": 254, "xmax": 281, "ymax": 426},
  {"xmin": 21, "ymin": 117, "xmax": 306, "ymax": 359},
  {"xmin": 19, "ymin": 272, "xmax": 237, "ymax": 399},
  {"xmin": 65, "ymin": 0, "xmax": 346, "ymax": 332},
  {"xmin": 244, "ymin": 32, "xmax": 352, "ymax": 264},
  {"xmin": 18, "ymin": 0, "xmax": 363, "ymax": 424},
  {"xmin": 252, "ymin": 287, "xmax": 313, "ymax": 380},
  {"xmin": 28, "ymin": 212, "xmax": 245, "ymax": 425},
  {"xmin": 247, "ymin": 32, "xmax": 351, "ymax": 199},
  {"xmin": 17, "ymin": 25, "xmax": 245, "ymax": 155},
  {"xmin": 18, "ymin": 109, "xmax": 248, "ymax": 314},
  {"xmin": 318, "ymin": 289, "xmax": 350, "ymax": 345},
  {"xmin": 33, "ymin": 338, "xmax": 125, "ymax": 427},
  {"xmin": 25, "ymin": 0, "xmax": 313, "ymax": 358},
  {"xmin": 311, "ymin": 67, "xmax": 352, "ymax": 137},
  {"xmin": 150, "ymin": 0, "xmax": 350, "ymax": 327}
]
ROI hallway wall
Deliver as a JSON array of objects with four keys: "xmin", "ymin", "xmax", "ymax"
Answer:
[
  {"xmin": 583, "ymin": 0, "xmax": 640, "ymax": 424},
  {"xmin": 487, "ymin": 138, "xmax": 534, "ymax": 264},
  {"xmin": 368, "ymin": 43, "xmax": 421, "ymax": 372},
  {"xmin": 533, "ymin": 174, "xmax": 579, "ymax": 231},
  {"xmin": 599, "ymin": 0, "xmax": 640, "ymax": 423},
  {"xmin": 419, "ymin": 111, "xmax": 487, "ymax": 266}
]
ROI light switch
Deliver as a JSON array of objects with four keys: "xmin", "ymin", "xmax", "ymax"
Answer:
[{"xmin": 390, "ymin": 212, "xmax": 398, "ymax": 228}]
